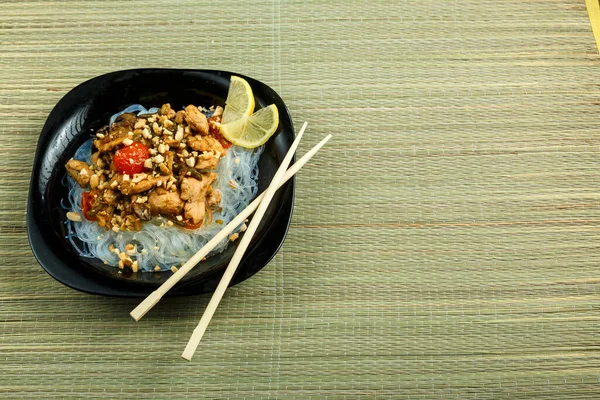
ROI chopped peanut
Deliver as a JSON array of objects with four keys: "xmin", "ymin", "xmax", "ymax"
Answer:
[
  {"xmin": 90, "ymin": 174, "xmax": 100, "ymax": 189},
  {"xmin": 125, "ymin": 243, "xmax": 135, "ymax": 255},
  {"xmin": 66, "ymin": 211, "xmax": 82, "ymax": 222},
  {"xmin": 175, "ymin": 126, "xmax": 184, "ymax": 141},
  {"xmin": 134, "ymin": 119, "xmax": 147, "ymax": 129}
]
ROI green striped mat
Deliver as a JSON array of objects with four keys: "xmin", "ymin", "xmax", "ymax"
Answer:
[{"xmin": 1, "ymin": 0, "xmax": 600, "ymax": 398}]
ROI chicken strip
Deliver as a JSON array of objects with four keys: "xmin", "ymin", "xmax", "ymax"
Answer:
[
  {"xmin": 120, "ymin": 176, "xmax": 169, "ymax": 195},
  {"xmin": 66, "ymin": 159, "xmax": 92, "ymax": 186},
  {"xmin": 184, "ymin": 199, "xmax": 205, "ymax": 226},
  {"xmin": 194, "ymin": 152, "xmax": 219, "ymax": 170},
  {"xmin": 187, "ymin": 135, "xmax": 225, "ymax": 155},
  {"xmin": 180, "ymin": 174, "xmax": 217, "ymax": 225},
  {"xmin": 180, "ymin": 174, "xmax": 216, "ymax": 201},
  {"xmin": 184, "ymin": 105, "xmax": 209, "ymax": 136},
  {"xmin": 206, "ymin": 189, "xmax": 222, "ymax": 207},
  {"xmin": 94, "ymin": 113, "xmax": 137, "ymax": 152},
  {"xmin": 148, "ymin": 188, "xmax": 184, "ymax": 216}
]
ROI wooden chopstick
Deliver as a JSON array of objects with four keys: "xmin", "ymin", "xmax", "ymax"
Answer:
[
  {"xmin": 181, "ymin": 122, "xmax": 308, "ymax": 361},
  {"xmin": 130, "ymin": 125, "xmax": 331, "ymax": 322}
]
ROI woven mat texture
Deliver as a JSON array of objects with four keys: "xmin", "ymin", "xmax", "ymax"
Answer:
[{"xmin": 2, "ymin": 0, "xmax": 600, "ymax": 398}]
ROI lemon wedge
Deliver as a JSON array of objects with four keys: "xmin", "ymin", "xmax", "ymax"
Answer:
[
  {"xmin": 220, "ymin": 104, "xmax": 279, "ymax": 148},
  {"xmin": 221, "ymin": 76, "xmax": 255, "ymax": 124}
]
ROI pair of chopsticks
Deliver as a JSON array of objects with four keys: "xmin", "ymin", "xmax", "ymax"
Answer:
[{"xmin": 129, "ymin": 122, "xmax": 331, "ymax": 360}]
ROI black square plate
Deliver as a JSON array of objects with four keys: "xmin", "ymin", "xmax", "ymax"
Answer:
[{"xmin": 27, "ymin": 69, "xmax": 294, "ymax": 297}]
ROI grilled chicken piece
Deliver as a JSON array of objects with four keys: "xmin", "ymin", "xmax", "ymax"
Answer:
[
  {"xmin": 180, "ymin": 177, "xmax": 201, "ymax": 202},
  {"xmin": 93, "ymin": 113, "xmax": 137, "ymax": 152},
  {"xmin": 185, "ymin": 201, "xmax": 205, "ymax": 226},
  {"xmin": 66, "ymin": 159, "xmax": 93, "ymax": 186},
  {"xmin": 148, "ymin": 188, "xmax": 184, "ymax": 216},
  {"xmin": 95, "ymin": 136, "xmax": 127, "ymax": 153},
  {"xmin": 180, "ymin": 174, "xmax": 217, "ymax": 225},
  {"xmin": 207, "ymin": 189, "xmax": 222, "ymax": 207},
  {"xmin": 184, "ymin": 105, "xmax": 209, "ymax": 136},
  {"xmin": 90, "ymin": 152, "xmax": 99, "ymax": 165},
  {"xmin": 180, "ymin": 174, "xmax": 216, "ymax": 201},
  {"xmin": 187, "ymin": 135, "xmax": 225, "ymax": 155},
  {"xmin": 195, "ymin": 152, "xmax": 218, "ymax": 170},
  {"xmin": 120, "ymin": 176, "xmax": 169, "ymax": 195}
]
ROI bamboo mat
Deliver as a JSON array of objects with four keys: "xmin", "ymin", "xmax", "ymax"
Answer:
[{"xmin": 2, "ymin": 0, "xmax": 600, "ymax": 398}]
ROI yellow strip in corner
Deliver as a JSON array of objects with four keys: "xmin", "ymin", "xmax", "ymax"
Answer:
[{"xmin": 586, "ymin": 0, "xmax": 600, "ymax": 53}]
